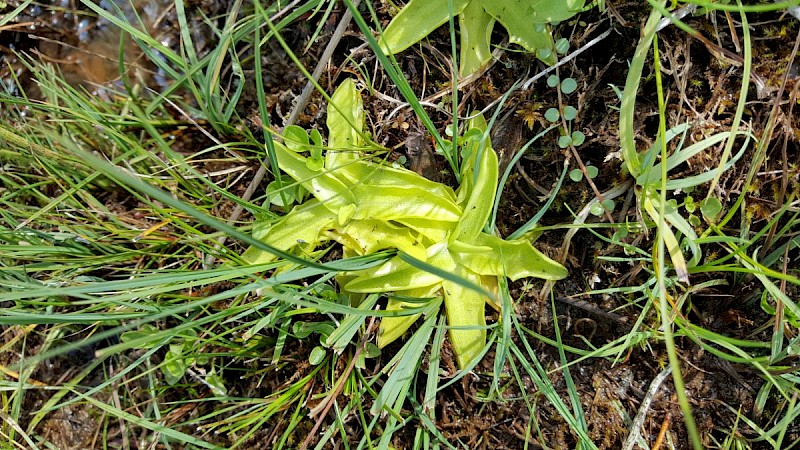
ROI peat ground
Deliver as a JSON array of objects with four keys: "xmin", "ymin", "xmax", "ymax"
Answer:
[{"xmin": 1, "ymin": 0, "xmax": 800, "ymax": 448}]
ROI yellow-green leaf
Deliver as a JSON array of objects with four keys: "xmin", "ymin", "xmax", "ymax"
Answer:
[
  {"xmin": 275, "ymin": 142, "xmax": 356, "ymax": 210},
  {"xmin": 377, "ymin": 285, "xmax": 440, "ymax": 348},
  {"xmin": 380, "ymin": 0, "xmax": 471, "ymax": 54},
  {"xmin": 334, "ymin": 219, "xmax": 427, "ymax": 261},
  {"xmin": 326, "ymin": 79, "xmax": 364, "ymax": 169},
  {"xmin": 241, "ymin": 200, "xmax": 336, "ymax": 265},
  {"xmin": 336, "ymin": 158, "xmax": 457, "ymax": 202},
  {"xmin": 393, "ymin": 217, "xmax": 453, "ymax": 244},
  {"xmin": 345, "ymin": 258, "xmax": 439, "ymax": 293},
  {"xmin": 346, "ymin": 243, "xmax": 455, "ymax": 293},
  {"xmin": 484, "ymin": 0, "xmax": 585, "ymax": 24},
  {"xmin": 459, "ymin": 1, "xmax": 495, "ymax": 77},
  {"xmin": 453, "ymin": 233, "xmax": 568, "ymax": 281},
  {"xmin": 442, "ymin": 265, "xmax": 487, "ymax": 369},
  {"xmin": 455, "ymin": 117, "xmax": 498, "ymax": 241},
  {"xmin": 352, "ymin": 184, "xmax": 462, "ymax": 223}
]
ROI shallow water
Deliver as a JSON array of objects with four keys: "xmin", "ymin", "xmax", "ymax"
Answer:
[{"xmin": 1, "ymin": 0, "xmax": 183, "ymax": 98}]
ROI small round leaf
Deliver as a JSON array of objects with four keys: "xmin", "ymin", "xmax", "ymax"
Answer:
[
  {"xmin": 266, "ymin": 176, "xmax": 301, "ymax": 207},
  {"xmin": 684, "ymin": 195, "xmax": 696, "ymax": 213},
  {"xmin": 700, "ymin": 197, "xmax": 723, "ymax": 221},
  {"xmin": 558, "ymin": 135, "xmax": 572, "ymax": 148},
  {"xmin": 666, "ymin": 199, "xmax": 679, "ymax": 214},
  {"xmin": 537, "ymin": 47, "xmax": 553, "ymax": 61},
  {"xmin": 571, "ymin": 130, "xmax": 586, "ymax": 146},
  {"xmin": 283, "ymin": 125, "xmax": 309, "ymax": 152},
  {"xmin": 545, "ymin": 108, "xmax": 560, "ymax": 122},
  {"xmin": 586, "ymin": 165, "xmax": 599, "ymax": 179},
  {"xmin": 306, "ymin": 156, "xmax": 324, "ymax": 171},
  {"xmin": 547, "ymin": 74, "xmax": 560, "ymax": 88},
  {"xmin": 309, "ymin": 346, "xmax": 327, "ymax": 365},
  {"xmin": 612, "ymin": 228, "xmax": 628, "ymax": 241},
  {"xmin": 563, "ymin": 105, "xmax": 578, "ymax": 121},
  {"xmin": 561, "ymin": 77, "xmax": 578, "ymax": 94},
  {"xmin": 569, "ymin": 168, "xmax": 584, "ymax": 182},
  {"xmin": 555, "ymin": 38, "xmax": 569, "ymax": 55},
  {"xmin": 590, "ymin": 203, "xmax": 605, "ymax": 216}
]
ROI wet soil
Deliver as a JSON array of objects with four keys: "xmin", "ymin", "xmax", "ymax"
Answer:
[{"xmin": 2, "ymin": 0, "xmax": 800, "ymax": 448}]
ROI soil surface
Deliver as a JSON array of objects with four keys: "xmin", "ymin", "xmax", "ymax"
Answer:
[{"xmin": 2, "ymin": 0, "xmax": 800, "ymax": 448}]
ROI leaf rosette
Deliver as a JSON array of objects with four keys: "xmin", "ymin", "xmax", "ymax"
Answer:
[{"xmin": 242, "ymin": 80, "xmax": 566, "ymax": 368}]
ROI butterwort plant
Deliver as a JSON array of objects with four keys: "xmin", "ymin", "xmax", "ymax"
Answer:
[
  {"xmin": 242, "ymin": 79, "xmax": 567, "ymax": 369},
  {"xmin": 380, "ymin": 0, "xmax": 586, "ymax": 76}
]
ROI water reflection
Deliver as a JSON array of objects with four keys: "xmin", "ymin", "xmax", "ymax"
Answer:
[{"xmin": 1, "ymin": 0, "xmax": 177, "ymax": 98}]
